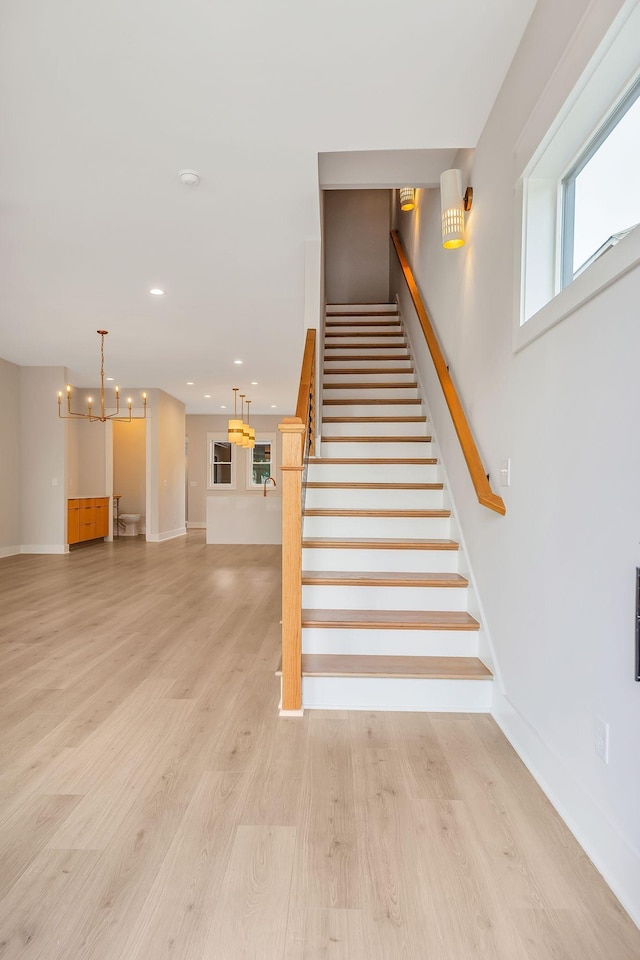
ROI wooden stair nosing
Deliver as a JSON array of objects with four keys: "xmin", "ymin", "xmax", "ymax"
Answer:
[
  {"xmin": 307, "ymin": 458, "xmax": 438, "ymax": 465},
  {"xmin": 324, "ymin": 354, "xmax": 411, "ymax": 361},
  {"xmin": 322, "ymin": 380, "xmax": 418, "ymax": 390},
  {"xmin": 305, "ymin": 482, "xmax": 444, "ymax": 490},
  {"xmin": 302, "ymin": 571, "xmax": 468, "ymax": 588},
  {"xmin": 325, "ymin": 331, "xmax": 407, "ymax": 338},
  {"xmin": 302, "ymin": 537, "xmax": 458, "ymax": 551},
  {"xmin": 322, "ymin": 436, "xmax": 432, "ymax": 443},
  {"xmin": 304, "ymin": 508, "xmax": 450, "ymax": 518},
  {"xmin": 322, "ymin": 368, "xmax": 414, "ymax": 375},
  {"xmin": 300, "ymin": 653, "xmax": 491, "ymax": 680},
  {"xmin": 325, "ymin": 344, "xmax": 407, "ymax": 350},
  {"xmin": 325, "ymin": 309, "xmax": 399, "ymax": 316},
  {"xmin": 322, "ymin": 398, "xmax": 420, "ymax": 405},
  {"xmin": 326, "ymin": 319, "xmax": 401, "ymax": 327},
  {"xmin": 301, "ymin": 609, "xmax": 480, "ymax": 631},
  {"xmin": 322, "ymin": 416, "xmax": 426, "ymax": 423}
]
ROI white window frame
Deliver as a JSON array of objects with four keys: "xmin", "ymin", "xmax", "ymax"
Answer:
[
  {"xmin": 207, "ymin": 432, "xmax": 236, "ymax": 491},
  {"xmin": 246, "ymin": 434, "xmax": 276, "ymax": 490},
  {"xmin": 515, "ymin": 0, "xmax": 640, "ymax": 352}
]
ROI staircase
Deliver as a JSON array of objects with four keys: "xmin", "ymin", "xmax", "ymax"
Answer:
[{"xmin": 299, "ymin": 303, "xmax": 493, "ymax": 711}]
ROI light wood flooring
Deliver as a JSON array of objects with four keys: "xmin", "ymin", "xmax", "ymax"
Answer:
[{"xmin": 0, "ymin": 531, "xmax": 638, "ymax": 959}]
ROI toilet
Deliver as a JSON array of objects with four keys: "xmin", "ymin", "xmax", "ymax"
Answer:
[{"xmin": 119, "ymin": 513, "xmax": 143, "ymax": 537}]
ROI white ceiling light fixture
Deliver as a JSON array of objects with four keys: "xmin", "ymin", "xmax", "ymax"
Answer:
[
  {"xmin": 251, "ymin": 381, "xmax": 258, "ymax": 385},
  {"xmin": 149, "ymin": 288, "xmax": 165, "ymax": 296},
  {"xmin": 186, "ymin": 381, "xmax": 194, "ymax": 385},
  {"xmin": 234, "ymin": 359, "xmax": 243, "ymax": 365},
  {"xmin": 178, "ymin": 169, "xmax": 200, "ymax": 186}
]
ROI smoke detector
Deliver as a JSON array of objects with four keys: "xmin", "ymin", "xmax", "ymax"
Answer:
[{"xmin": 178, "ymin": 169, "xmax": 200, "ymax": 186}]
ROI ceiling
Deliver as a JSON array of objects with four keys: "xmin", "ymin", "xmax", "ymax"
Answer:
[{"xmin": 0, "ymin": 0, "xmax": 537, "ymax": 415}]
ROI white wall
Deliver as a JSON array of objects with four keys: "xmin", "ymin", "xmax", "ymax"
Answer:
[
  {"xmin": 324, "ymin": 190, "xmax": 391, "ymax": 304},
  {"xmin": 393, "ymin": 0, "xmax": 640, "ymax": 924},
  {"xmin": 19, "ymin": 366, "xmax": 67, "ymax": 553},
  {"xmin": 146, "ymin": 389, "xmax": 186, "ymax": 541},
  {"xmin": 66, "ymin": 418, "xmax": 108, "ymax": 498},
  {"xmin": 0, "ymin": 358, "xmax": 21, "ymax": 556}
]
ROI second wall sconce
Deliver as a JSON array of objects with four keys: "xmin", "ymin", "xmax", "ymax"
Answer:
[
  {"xmin": 440, "ymin": 169, "xmax": 473, "ymax": 249},
  {"xmin": 399, "ymin": 187, "xmax": 416, "ymax": 212}
]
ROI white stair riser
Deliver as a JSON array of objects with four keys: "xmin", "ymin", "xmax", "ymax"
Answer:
[
  {"xmin": 302, "ymin": 584, "xmax": 468, "ymax": 611},
  {"xmin": 302, "ymin": 547, "xmax": 459, "ymax": 573},
  {"xmin": 324, "ymin": 359, "xmax": 413, "ymax": 370},
  {"xmin": 322, "ymin": 372, "xmax": 416, "ymax": 384},
  {"xmin": 322, "ymin": 387, "xmax": 419, "ymax": 400},
  {"xmin": 306, "ymin": 463, "xmax": 439, "ymax": 483},
  {"xmin": 325, "ymin": 336, "xmax": 406, "ymax": 347},
  {"xmin": 321, "ymin": 441, "xmax": 431, "ymax": 458},
  {"xmin": 321, "ymin": 420, "xmax": 427, "ymax": 438},
  {"xmin": 302, "ymin": 676, "xmax": 492, "ymax": 712},
  {"xmin": 327, "ymin": 304, "xmax": 398, "ymax": 314},
  {"xmin": 302, "ymin": 515, "xmax": 450, "ymax": 538},
  {"xmin": 304, "ymin": 488, "xmax": 444, "ymax": 509},
  {"xmin": 302, "ymin": 627, "xmax": 478, "ymax": 657},
  {"xmin": 325, "ymin": 325, "xmax": 402, "ymax": 334},
  {"xmin": 325, "ymin": 348, "xmax": 409, "ymax": 359},
  {"xmin": 322, "ymin": 404, "xmax": 422, "ymax": 419}
]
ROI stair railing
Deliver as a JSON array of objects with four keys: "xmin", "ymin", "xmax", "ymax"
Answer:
[
  {"xmin": 390, "ymin": 230, "xmax": 506, "ymax": 516},
  {"xmin": 278, "ymin": 328, "xmax": 316, "ymax": 713}
]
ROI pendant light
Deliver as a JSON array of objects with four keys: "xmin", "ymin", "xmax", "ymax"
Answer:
[
  {"xmin": 243, "ymin": 399, "xmax": 255, "ymax": 449},
  {"xmin": 228, "ymin": 388, "xmax": 243, "ymax": 444}
]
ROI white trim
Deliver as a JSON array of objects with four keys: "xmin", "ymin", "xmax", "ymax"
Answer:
[
  {"xmin": 186, "ymin": 521, "xmax": 206, "ymax": 529},
  {"xmin": 206, "ymin": 432, "xmax": 237, "ymax": 491},
  {"xmin": 0, "ymin": 545, "xmax": 21, "ymax": 559},
  {"xmin": 20, "ymin": 544, "xmax": 69, "ymax": 555},
  {"xmin": 492, "ymin": 688, "xmax": 640, "ymax": 930},
  {"xmin": 146, "ymin": 527, "xmax": 187, "ymax": 542}
]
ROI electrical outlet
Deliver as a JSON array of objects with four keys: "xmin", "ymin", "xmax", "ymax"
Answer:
[
  {"xmin": 51, "ymin": 477, "xmax": 58, "ymax": 486},
  {"xmin": 595, "ymin": 717, "xmax": 609, "ymax": 763},
  {"xmin": 500, "ymin": 459, "xmax": 511, "ymax": 487}
]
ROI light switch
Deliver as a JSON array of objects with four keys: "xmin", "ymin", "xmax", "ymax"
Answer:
[{"xmin": 500, "ymin": 459, "xmax": 511, "ymax": 487}]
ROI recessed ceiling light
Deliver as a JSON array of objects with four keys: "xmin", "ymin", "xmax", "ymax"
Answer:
[
  {"xmin": 186, "ymin": 381, "xmax": 194, "ymax": 385},
  {"xmin": 220, "ymin": 405, "xmax": 226, "ymax": 409},
  {"xmin": 271, "ymin": 404, "xmax": 277, "ymax": 408},
  {"xmin": 234, "ymin": 359, "xmax": 243, "ymax": 365},
  {"xmin": 149, "ymin": 288, "xmax": 165, "ymax": 296},
  {"xmin": 251, "ymin": 381, "xmax": 258, "ymax": 385},
  {"xmin": 106, "ymin": 377, "xmax": 114, "ymax": 381},
  {"xmin": 204, "ymin": 394, "xmax": 211, "ymax": 398}
]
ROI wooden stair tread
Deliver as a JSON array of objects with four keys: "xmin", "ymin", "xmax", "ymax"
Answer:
[
  {"xmin": 322, "ymin": 436, "xmax": 431, "ymax": 443},
  {"xmin": 301, "ymin": 609, "xmax": 480, "ymax": 630},
  {"xmin": 303, "ymin": 537, "xmax": 458, "ymax": 550},
  {"xmin": 325, "ymin": 331, "xmax": 407, "ymax": 338},
  {"xmin": 322, "ymin": 416, "xmax": 426, "ymax": 423},
  {"xmin": 322, "ymin": 398, "xmax": 420, "ymax": 405},
  {"xmin": 307, "ymin": 458, "xmax": 438, "ymax": 464},
  {"xmin": 325, "ymin": 344, "xmax": 406, "ymax": 350},
  {"xmin": 302, "ymin": 571, "xmax": 468, "ymax": 587},
  {"xmin": 324, "ymin": 354, "xmax": 411, "ymax": 361},
  {"xmin": 305, "ymin": 482, "xmax": 443, "ymax": 489},
  {"xmin": 326, "ymin": 310, "xmax": 399, "ymax": 317},
  {"xmin": 322, "ymin": 368, "xmax": 414, "ymax": 375},
  {"xmin": 301, "ymin": 654, "xmax": 491, "ymax": 680},
  {"xmin": 322, "ymin": 380, "xmax": 418, "ymax": 390},
  {"xmin": 326, "ymin": 319, "xmax": 401, "ymax": 327},
  {"xmin": 304, "ymin": 508, "xmax": 449, "ymax": 518}
]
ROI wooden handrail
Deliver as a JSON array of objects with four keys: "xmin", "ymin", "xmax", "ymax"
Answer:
[
  {"xmin": 278, "ymin": 328, "xmax": 317, "ymax": 714},
  {"xmin": 390, "ymin": 230, "xmax": 506, "ymax": 516}
]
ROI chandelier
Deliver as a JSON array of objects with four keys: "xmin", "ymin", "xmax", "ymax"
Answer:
[{"xmin": 57, "ymin": 330, "xmax": 147, "ymax": 422}]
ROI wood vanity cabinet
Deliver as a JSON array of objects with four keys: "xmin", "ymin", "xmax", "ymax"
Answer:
[{"xmin": 67, "ymin": 497, "xmax": 109, "ymax": 545}]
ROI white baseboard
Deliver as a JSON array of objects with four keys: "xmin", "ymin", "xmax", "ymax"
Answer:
[
  {"xmin": 187, "ymin": 521, "xmax": 206, "ymax": 529},
  {"xmin": 20, "ymin": 544, "xmax": 68, "ymax": 555},
  {"xmin": 492, "ymin": 689, "xmax": 640, "ymax": 930},
  {"xmin": 146, "ymin": 527, "xmax": 187, "ymax": 543},
  {"xmin": 0, "ymin": 545, "xmax": 21, "ymax": 559}
]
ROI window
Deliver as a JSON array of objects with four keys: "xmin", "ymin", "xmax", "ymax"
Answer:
[
  {"xmin": 562, "ymin": 79, "xmax": 640, "ymax": 286},
  {"xmin": 247, "ymin": 435, "xmax": 276, "ymax": 489},
  {"xmin": 207, "ymin": 433, "xmax": 236, "ymax": 490},
  {"xmin": 517, "ymin": 1, "xmax": 640, "ymax": 350}
]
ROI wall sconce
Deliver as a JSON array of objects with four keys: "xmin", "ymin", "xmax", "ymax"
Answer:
[
  {"xmin": 399, "ymin": 187, "xmax": 416, "ymax": 212},
  {"xmin": 440, "ymin": 169, "xmax": 473, "ymax": 249}
]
